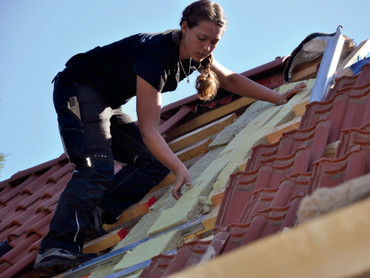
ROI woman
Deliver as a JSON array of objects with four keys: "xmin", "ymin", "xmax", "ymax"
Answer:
[{"xmin": 34, "ymin": 0, "xmax": 305, "ymax": 276}]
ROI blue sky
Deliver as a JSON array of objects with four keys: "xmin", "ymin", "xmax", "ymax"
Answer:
[{"xmin": 0, "ymin": 0, "xmax": 369, "ymax": 181}]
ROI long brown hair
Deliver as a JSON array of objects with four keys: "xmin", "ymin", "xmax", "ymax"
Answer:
[{"xmin": 180, "ymin": 0, "xmax": 227, "ymax": 101}]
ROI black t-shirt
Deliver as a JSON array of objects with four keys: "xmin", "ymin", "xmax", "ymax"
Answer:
[{"xmin": 61, "ymin": 30, "xmax": 199, "ymax": 107}]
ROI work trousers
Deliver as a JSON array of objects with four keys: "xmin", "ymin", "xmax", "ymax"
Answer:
[{"xmin": 40, "ymin": 75, "xmax": 169, "ymax": 253}]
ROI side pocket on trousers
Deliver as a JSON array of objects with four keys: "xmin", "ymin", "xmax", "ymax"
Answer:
[{"xmin": 58, "ymin": 119, "xmax": 86, "ymax": 165}]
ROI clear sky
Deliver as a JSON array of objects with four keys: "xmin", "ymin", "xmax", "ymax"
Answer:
[{"xmin": 0, "ymin": 0, "xmax": 369, "ymax": 181}]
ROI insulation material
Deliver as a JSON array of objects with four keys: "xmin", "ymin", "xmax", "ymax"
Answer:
[
  {"xmin": 113, "ymin": 148, "xmax": 223, "ymax": 251},
  {"xmin": 147, "ymin": 80, "xmax": 314, "ymax": 237},
  {"xmin": 284, "ymin": 32, "xmax": 337, "ymax": 82},
  {"xmin": 297, "ymin": 173, "xmax": 370, "ymax": 223},
  {"xmin": 112, "ymin": 230, "xmax": 182, "ymax": 273},
  {"xmin": 211, "ymin": 79, "xmax": 315, "ymax": 192}
]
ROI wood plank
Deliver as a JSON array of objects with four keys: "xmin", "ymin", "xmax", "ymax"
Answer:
[
  {"xmin": 102, "ymin": 196, "xmax": 158, "ymax": 231},
  {"xmin": 265, "ymin": 116, "xmax": 302, "ymax": 144},
  {"xmin": 210, "ymin": 187, "xmax": 225, "ymax": 207},
  {"xmin": 83, "ymin": 227, "xmax": 127, "ymax": 253},
  {"xmin": 176, "ymin": 138, "xmax": 213, "ymax": 163},
  {"xmin": 184, "ymin": 206, "xmax": 219, "ymax": 242},
  {"xmin": 336, "ymin": 39, "xmax": 370, "ymax": 78},
  {"xmin": 291, "ymin": 56, "xmax": 321, "ymax": 82},
  {"xmin": 323, "ymin": 140, "xmax": 339, "ymax": 158},
  {"xmin": 165, "ymin": 97, "xmax": 255, "ymax": 141},
  {"xmin": 149, "ymin": 173, "xmax": 176, "ymax": 194},
  {"xmin": 168, "ymin": 113, "xmax": 237, "ymax": 153},
  {"xmin": 169, "ymin": 196, "xmax": 370, "ymax": 278}
]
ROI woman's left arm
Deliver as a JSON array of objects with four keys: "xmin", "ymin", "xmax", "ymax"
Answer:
[{"xmin": 211, "ymin": 58, "xmax": 306, "ymax": 105}]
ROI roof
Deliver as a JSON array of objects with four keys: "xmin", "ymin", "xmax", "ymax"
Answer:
[{"xmin": 0, "ymin": 35, "xmax": 369, "ymax": 278}]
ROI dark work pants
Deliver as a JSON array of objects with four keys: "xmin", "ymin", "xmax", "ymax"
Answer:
[{"xmin": 40, "ymin": 76, "xmax": 169, "ymax": 253}]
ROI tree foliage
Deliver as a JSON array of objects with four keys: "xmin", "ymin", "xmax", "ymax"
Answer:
[{"xmin": 0, "ymin": 153, "xmax": 5, "ymax": 174}]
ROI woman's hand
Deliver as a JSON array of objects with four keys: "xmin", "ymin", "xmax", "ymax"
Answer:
[
  {"xmin": 276, "ymin": 82, "xmax": 307, "ymax": 105},
  {"xmin": 172, "ymin": 164, "xmax": 191, "ymax": 200}
]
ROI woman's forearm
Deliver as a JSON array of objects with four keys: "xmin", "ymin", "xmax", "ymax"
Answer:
[
  {"xmin": 224, "ymin": 73, "xmax": 281, "ymax": 104},
  {"xmin": 140, "ymin": 127, "xmax": 184, "ymax": 174}
]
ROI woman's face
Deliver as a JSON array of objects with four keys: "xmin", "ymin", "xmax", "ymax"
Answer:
[{"xmin": 180, "ymin": 19, "xmax": 224, "ymax": 62}]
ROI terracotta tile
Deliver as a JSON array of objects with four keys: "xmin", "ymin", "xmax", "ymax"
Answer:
[
  {"xmin": 245, "ymin": 141, "xmax": 280, "ymax": 172},
  {"xmin": 241, "ymin": 212, "xmax": 286, "ymax": 245},
  {"xmin": 1, "ymin": 224, "xmax": 21, "ymax": 241},
  {"xmin": 271, "ymin": 173, "xmax": 312, "ymax": 205},
  {"xmin": 16, "ymin": 186, "xmax": 53, "ymax": 211},
  {"xmin": 282, "ymin": 195, "xmax": 304, "ymax": 227},
  {"xmin": 0, "ymin": 210, "xmax": 24, "ymax": 234},
  {"xmin": 238, "ymin": 172, "xmax": 310, "ymax": 225},
  {"xmin": 327, "ymin": 75, "xmax": 358, "ymax": 99},
  {"xmin": 261, "ymin": 148, "xmax": 311, "ymax": 184},
  {"xmin": 310, "ymin": 149, "xmax": 366, "ymax": 192},
  {"xmin": 199, "ymin": 229, "xmax": 230, "ymax": 263},
  {"xmin": 36, "ymin": 193, "xmax": 61, "ymax": 212},
  {"xmin": 340, "ymin": 85, "xmax": 370, "ymax": 129},
  {"xmin": 301, "ymin": 93, "xmax": 349, "ymax": 143},
  {"xmin": 139, "ymin": 253, "xmax": 175, "ymax": 278},
  {"xmin": 7, "ymin": 207, "xmax": 36, "ymax": 231},
  {"xmin": 21, "ymin": 165, "xmax": 62, "ymax": 195},
  {"xmin": 26, "ymin": 212, "xmax": 53, "ymax": 238},
  {"xmin": 0, "ymin": 261, "xmax": 12, "ymax": 273},
  {"xmin": 0, "ymin": 235, "xmax": 39, "ymax": 277},
  {"xmin": 215, "ymin": 168, "xmax": 262, "ymax": 228},
  {"xmin": 7, "ymin": 210, "xmax": 49, "ymax": 241},
  {"xmin": 162, "ymin": 241, "xmax": 210, "ymax": 276},
  {"xmin": 337, "ymin": 128, "xmax": 370, "ymax": 156},
  {"xmin": 0, "ymin": 194, "xmax": 32, "ymax": 221},
  {"xmin": 1, "ymin": 247, "xmax": 38, "ymax": 278},
  {"xmin": 246, "ymin": 120, "xmax": 330, "ymax": 172},
  {"xmin": 45, "ymin": 163, "xmax": 73, "ymax": 184},
  {"xmin": 238, "ymin": 187, "xmax": 277, "ymax": 225},
  {"xmin": 216, "ymin": 148, "xmax": 311, "ymax": 228},
  {"xmin": 222, "ymin": 223, "xmax": 250, "ymax": 253},
  {"xmin": 28, "ymin": 237, "xmax": 43, "ymax": 253},
  {"xmin": 8, "ymin": 154, "xmax": 66, "ymax": 185},
  {"xmin": 1, "ymin": 233, "xmax": 39, "ymax": 265},
  {"xmin": 354, "ymin": 62, "xmax": 370, "ymax": 87},
  {"xmin": 0, "ymin": 175, "xmax": 38, "ymax": 205},
  {"xmin": 222, "ymin": 209, "xmax": 289, "ymax": 254}
]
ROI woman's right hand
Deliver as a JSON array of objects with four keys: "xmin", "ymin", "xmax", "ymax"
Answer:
[{"xmin": 172, "ymin": 164, "xmax": 191, "ymax": 200}]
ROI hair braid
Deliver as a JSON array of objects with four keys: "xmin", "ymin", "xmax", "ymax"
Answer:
[{"xmin": 196, "ymin": 53, "xmax": 219, "ymax": 101}]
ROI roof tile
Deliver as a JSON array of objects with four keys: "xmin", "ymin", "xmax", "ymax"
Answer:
[{"xmin": 310, "ymin": 149, "xmax": 367, "ymax": 192}]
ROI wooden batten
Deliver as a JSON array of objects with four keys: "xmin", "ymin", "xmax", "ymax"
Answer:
[
  {"xmin": 165, "ymin": 97, "xmax": 255, "ymax": 141},
  {"xmin": 168, "ymin": 113, "xmax": 237, "ymax": 153}
]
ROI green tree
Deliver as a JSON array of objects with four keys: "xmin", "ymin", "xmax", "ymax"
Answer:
[{"xmin": 0, "ymin": 153, "xmax": 5, "ymax": 176}]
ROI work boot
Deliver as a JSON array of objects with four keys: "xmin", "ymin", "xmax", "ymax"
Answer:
[{"xmin": 34, "ymin": 248, "xmax": 98, "ymax": 277}]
